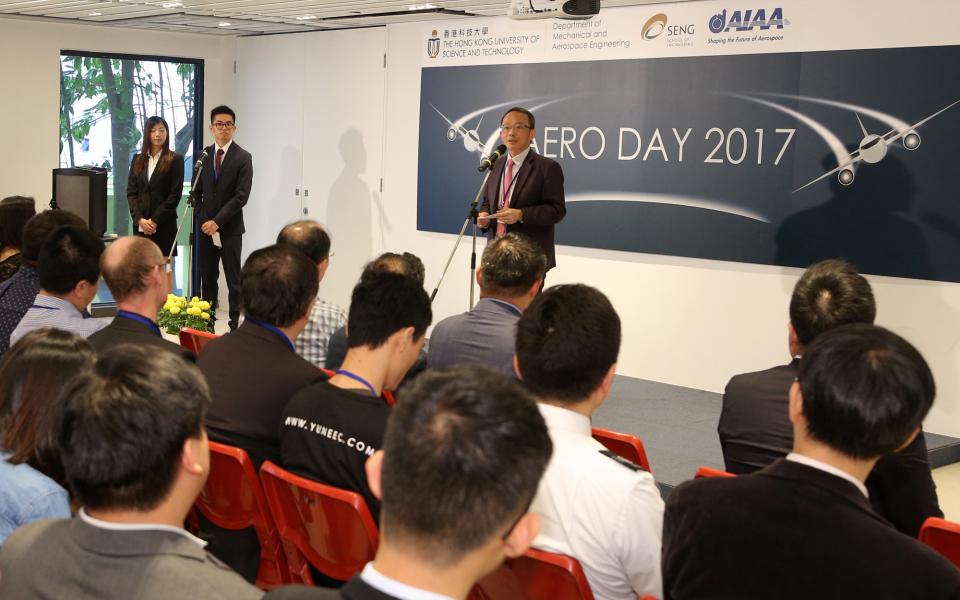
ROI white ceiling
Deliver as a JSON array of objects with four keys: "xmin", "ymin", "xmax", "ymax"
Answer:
[{"xmin": 0, "ymin": 0, "xmax": 692, "ymax": 36}]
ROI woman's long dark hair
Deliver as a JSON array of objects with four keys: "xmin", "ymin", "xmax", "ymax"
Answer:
[
  {"xmin": 0, "ymin": 329, "xmax": 96, "ymax": 485},
  {"xmin": 132, "ymin": 115, "xmax": 175, "ymax": 177}
]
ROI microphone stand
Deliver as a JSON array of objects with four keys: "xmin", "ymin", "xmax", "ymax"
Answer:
[
  {"xmin": 169, "ymin": 155, "xmax": 207, "ymax": 296},
  {"xmin": 430, "ymin": 170, "xmax": 492, "ymax": 310}
]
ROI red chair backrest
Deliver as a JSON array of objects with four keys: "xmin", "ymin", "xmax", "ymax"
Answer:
[
  {"xmin": 507, "ymin": 548, "xmax": 595, "ymax": 600},
  {"xmin": 694, "ymin": 466, "xmax": 736, "ymax": 479},
  {"xmin": 919, "ymin": 517, "xmax": 960, "ymax": 568},
  {"xmin": 195, "ymin": 442, "xmax": 287, "ymax": 588},
  {"xmin": 591, "ymin": 427, "xmax": 652, "ymax": 473},
  {"xmin": 179, "ymin": 327, "xmax": 219, "ymax": 353},
  {"xmin": 260, "ymin": 460, "xmax": 379, "ymax": 584}
]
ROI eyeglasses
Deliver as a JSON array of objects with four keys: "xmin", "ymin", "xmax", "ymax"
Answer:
[
  {"xmin": 212, "ymin": 122, "xmax": 235, "ymax": 130},
  {"xmin": 500, "ymin": 124, "xmax": 531, "ymax": 133}
]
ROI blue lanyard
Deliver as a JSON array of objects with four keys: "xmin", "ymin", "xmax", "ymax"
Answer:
[
  {"xmin": 30, "ymin": 305, "xmax": 59, "ymax": 310},
  {"xmin": 335, "ymin": 370, "xmax": 377, "ymax": 396},
  {"xmin": 247, "ymin": 319, "xmax": 295, "ymax": 352},
  {"xmin": 116, "ymin": 310, "xmax": 162, "ymax": 337}
]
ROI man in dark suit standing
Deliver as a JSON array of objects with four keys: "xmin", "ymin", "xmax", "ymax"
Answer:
[
  {"xmin": 195, "ymin": 105, "xmax": 252, "ymax": 330},
  {"xmin": 479, "ymin": 107, "xmax": 565, "ymax": 272},
  {"xmin": 664, "ymin": 325, "xmax": 960, "ymax": 600},
  {"xmin": 718, "ymin": 258, "xmax": 942, "ymax": 537}
]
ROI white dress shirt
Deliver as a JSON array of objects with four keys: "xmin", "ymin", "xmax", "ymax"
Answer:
[
  {"xmin": 360, "ymin": 563, "xmax": 455, "ymax": 600},
  {"xmin": 785, "ymin": 452, "xmax": 869, "ymax": 497},
  {"xmin": 147, "ymin": 152, "xmax": 160, "ymax": 180},
  {"xmin": 531, "ymin": 403, "xmax": 664, "ymax": 600},
  {"xmin": 79, "ymin": 508, "xmax": 207, "ymax": 547}
]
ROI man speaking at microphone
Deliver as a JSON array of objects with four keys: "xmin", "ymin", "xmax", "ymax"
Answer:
[{"xmin": 479, "ymin": 107, "xmax": 566, "ymax": 273}]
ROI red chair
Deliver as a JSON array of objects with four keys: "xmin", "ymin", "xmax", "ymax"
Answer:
[
  {"xmin": 507, "ymin": 548, "xmax": 595, "ymax": 600},
  {"xmin": 179, "ymin": 327, "xmax": 219, "ymax": 353},
  {"xmin": 591, "ymin": 427, "xmax": 652, "ymax": 473},
  {"xmin": 694, "ymin": 466, "xmax": 736, "ymax": 479},
  {"xmin": 919, "ymin": 517, "xmax": 960, "ymax": 568},
  {"xmin": 260, "ymin": 461, "xmax": 379, "ymax": 585},
  {"xmin": 195, "ymin": 442, "xmax": 288, "ymax": 589}
]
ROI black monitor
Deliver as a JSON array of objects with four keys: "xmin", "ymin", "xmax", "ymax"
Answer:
[{"xmin": 51, "ymin": 167, "xmax": 108, "ymax": 236}]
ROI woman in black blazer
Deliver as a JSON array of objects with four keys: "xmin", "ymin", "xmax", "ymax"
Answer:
[{"xmin": 126, "ymin": 116, "xmax": 184, "ymax": 258}]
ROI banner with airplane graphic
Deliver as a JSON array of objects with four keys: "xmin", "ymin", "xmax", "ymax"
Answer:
[{"xmin": 417, "ymin": 11, "xmax": 960, "ymax": 282}]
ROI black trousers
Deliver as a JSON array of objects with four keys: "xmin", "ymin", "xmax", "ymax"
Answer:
[{"xmin": 198, "ymin": 230, "xmax": 242, "ymax": 327}]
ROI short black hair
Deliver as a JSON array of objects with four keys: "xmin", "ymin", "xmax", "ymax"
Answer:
[
  {"xmin": 240, "ymin": 244, "xmax": 319, "ymax": 328},
  {"xmin": 21, "ymin": 209, "xmax": 86, "ymax": 263},
  {"xmin": 480, "ymin": 233, "xmax": 546, "ymax": 296},
  {"xmin": 361, "ymin": 252, "xmax": 426, "ymax": 286},
  {"xmin": 381, "ymin": 366, "xmax": 552, "ymax": 566},
  {"xmin": 790, "ymin": 259, "xmax": 876, "ymax": 346},
  {"xmin": 347, "ymin": 271, "xmax": 431, "ymax": 349},
  {"xmin": 500, "ymin": 107, "xmax": 536, "ymax": 130},
  {"xmin": 58, "ymin": 345, "xmax": 208, "ymax": 511},
  {"xmin": 516, "ymin": 284, "xmax": 621, "ymax": 403},
  {"xmin": 798, "ymin": 324, "xmax": 934, "ymax": 459},
  {"xmin": 38, "ymin": 226, "xmax": 105, "ymax": 295},
  {"xmin": 0, "ymin": 196, "xmax": 36, "ymax": 251},
  {"xmin": 210, "ymin": 105, "xmax": 236, "ymax": 123},
  {"xmin": 277, "ymin": 220, "xmax": 331, "ymax": 264}
]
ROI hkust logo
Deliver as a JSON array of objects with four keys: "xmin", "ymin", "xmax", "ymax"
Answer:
[
  {"xmin": 427, "ymin": 30, "xmax": 440, "ymax": 58},
  {"xmin": 709, "ymin": 8, "xmax": 786, "ymax": 34}
]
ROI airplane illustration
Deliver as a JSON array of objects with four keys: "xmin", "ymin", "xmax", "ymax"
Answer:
[
  {"xmin": 430, "ymin": 104, "xmax": 487, "ymax": 157},
  {"xmin": 795, "ymin": 98, "xmax": 960, "ymax": 193}
]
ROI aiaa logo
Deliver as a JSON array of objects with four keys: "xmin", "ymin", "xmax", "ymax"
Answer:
[
  {"xmin": 708, "ymin": 8, "xmax": 786, "ymax": 34},
  {"xmin": 642, "ymin": 13, "xmax": 668, "ymax": 40},
  {"xmin": 427, "ymin": 30, "xmax": 440, "ymax": 58}
]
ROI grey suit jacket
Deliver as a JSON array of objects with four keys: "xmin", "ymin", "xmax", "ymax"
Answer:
[
  {"xmin": 0, "ymin": 516, "xmax": 262, "ymax": 599},
  {"xmin": 427, "ymin": 297, "xmax": 522, "ymax": 376}
]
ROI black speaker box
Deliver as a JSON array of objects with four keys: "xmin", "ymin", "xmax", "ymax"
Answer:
[{"xmin": 51, "ymin": 167, "xmax": 108, "ymax": 236}]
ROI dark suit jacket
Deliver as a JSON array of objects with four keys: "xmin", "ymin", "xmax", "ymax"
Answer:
[
  {"xmin": 87, "ymin": 313, "xmax": 195, "ymax": 362},
  {"xmin": 662, "ymin": 460, "xmax": 960, "ymax": 600},
  {"xmin": 127, "ymin": 152, "xmax": 185, "ymax": 254},
  {"xmin": 264, "ymin": 575, "xmax": 403, "ymax": 599},
  {"xmin": 195, "ymin": 143, "xmax": 253, "ymax": 236},
  {"xmin": 480, "ymin": 150, "xmax": 566, "ymax": 269},
  {"xmin": 199, "ymin": 321, "xmax": 326, "ymax": 467},
  {"xmin": 718, "ymin": 358, "xmax": 943, "ymax": 537}
]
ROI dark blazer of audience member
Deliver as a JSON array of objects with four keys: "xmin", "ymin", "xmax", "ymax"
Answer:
[
  {"xmin": 0, "ymin": 346, "xmax": 261, "ymax": 599},
  {"xmin": 718, "ymin": 258, "xmax": 942, "ymax": 537},
  {"xmin": 0, "ymin": 330, "xmax": 95, "ymax": 545},
  {"xmin": 428, "ymin": 233, "xmax": 545, "ymax": 376},
  {"xmin": 89, "ymin": 236, "xmax": 193, "ymax": 361},
  {"xmin": 665, "ymin": 325, "xmax": 960, "ymax": 600},
  {"xmin": 265, "ymin": 366, "xmax": 553, "ymax": 600},
  {"xmin": 281, "ymin": 271, "xmax": 432, "ymax": 521},
  {"xmin": 127, "ymin": 116, "xmax": 185, "ymax": 257},
  {"xmin": 0, "ymin": 196, "xmax": 36, "ymax": 283},
  {"xmin": 0, "ymin": 210, "xmax": 86, "ymax": 356}
]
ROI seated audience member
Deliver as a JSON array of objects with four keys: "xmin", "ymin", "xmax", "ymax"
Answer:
[
  {"xmin": 664, "ymin": 325, "xmax": 960, "ymax": 599},
  {"xmin": 429, "ymin": 233, "xmax": 545, "ymax": 376},
  {"xmin": 0, "ymin": 346, "xmax": 261, "ymax": 599},
  {"xmin": 88, "ymin": 236, "xmax": 193, "ymax": 359},
  {"xmin": 718, "ymin": 258, "xmax": 941, "ymax": 536},
  {"xmin": 0, "ymin": 210, "xmax": 86, "ymax": 355},
  {"xmin": 0, "ymin": 196, "xmax": 36, "ymax": 283},
  {"xmin": 198, "ymin": 244, "xmax": 325, "ymax": 581},
  {"xmin": 325, "ymin": 252, "xmax": 426, "ymax": 371},
  {"xmin": 515, "ymin": 284, "xmax": 663, "ymax": 600},
  {"xmin": 276, "ymin": 220, "xmax": 346, "ymax": 368},
  {"xmin": 10, "ymin": 225, "xmax": 108, "ymax": 347},
  {"xmin": 0, "ymin": 329, "xmax": 95, "ymax": 545},
  {"xmin": 281, "ymin": 271, "xmax": 431, "ymax": 520},
  {"xmin": 265, "ymin": 365, "xmax": 553, "ymax": 600}
]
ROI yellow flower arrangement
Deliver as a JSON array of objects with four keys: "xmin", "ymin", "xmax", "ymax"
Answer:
[{"xmin": 158, "ymin": 293, "xmax": 215, "ymax": 334}]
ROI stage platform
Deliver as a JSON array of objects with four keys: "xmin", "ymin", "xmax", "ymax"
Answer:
[{"xmin": 595, "ymin": 375, "xmax": 960, "ymax": 496}]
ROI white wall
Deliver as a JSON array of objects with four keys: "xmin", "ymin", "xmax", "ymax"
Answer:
[{"xmin": 0, "ymin": 16, "xmax": 236, "ymax": 205}]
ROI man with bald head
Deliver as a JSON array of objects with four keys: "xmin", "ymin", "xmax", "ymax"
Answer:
[{"xmin": 88, "ymin": 235, "xmax": 192, "ymax": 358}]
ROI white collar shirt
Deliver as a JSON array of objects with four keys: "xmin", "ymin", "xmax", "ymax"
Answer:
[
  {"xmin": 215, "ymin": 139, "xmax": 233, "ymax": 160},
  {"xmin": 531, "ymin": 403, "xmax": 664, "ymax": 600},
  {"xmin": 500, "ymin": 146, "xmax": 532, "ymax": 210},
  {"xmin": 147, "ymin": 152, "xmax": 160, "ymax": 180},
  {"xmin": 360, "ymin": 563, "xmax": 455, "ymax": 600},
  {"xmin": 79, "ymin": 508, "xmax": 207, "ymax": 547},
  {"xmin": 786, "ymin": 452, "xmax": 869, "ymax": 498}
]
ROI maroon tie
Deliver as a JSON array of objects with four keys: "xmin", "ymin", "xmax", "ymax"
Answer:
[
  {"xmin": 215, "ymin": 148, "xmax": 224, "ymax": 180},
  {"xmin": 497, "ymin": 158, "xmax": 514, "ymax": 238}
]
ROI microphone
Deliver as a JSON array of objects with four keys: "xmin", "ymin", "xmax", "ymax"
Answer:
[
  {"xmin": 478, "ymin": 144, "xmax": 508, "ymax": 172},
  {"xmin": 194, "ymin": 148, "xmax": 210, "ymax": 169}
]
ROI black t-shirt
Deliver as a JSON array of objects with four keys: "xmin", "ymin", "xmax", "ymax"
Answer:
[{"xmin": 280, "ymin": 380, "xmax": 389, "ymax": 520}]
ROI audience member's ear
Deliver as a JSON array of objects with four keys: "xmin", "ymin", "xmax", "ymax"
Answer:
[
  {"xmin": 788, "ymin": 381, "xmax": 804, "ymax": 425},
  {"xmin": 788, "ymin": 322, "xmax": 800, "ymax": 355},
  {"xmin": 895, "ymin": 427, "xmax": 921, "ymax": 452},
  {"xmin": 476, "ymin": 267, "xmax": 483, "ymax": 287},
  {"xmin": 394, "ymin": 326, "xmax": 416, "ymax": 353},
  {"xmin": 527, "ymin": 278, "xmax": 542, "ymax": 299},
  {"xmin": 503, "ymin": 512, "xmax": 539, "ymax": 559},
  {"xmin": 599, "ymin": 363, "xmax": 616, "ymax": 396},
  {"xmin": 513, "ymin": 355, "xmax": 523, "ymax": 380},
  {"xmin": 181, "ymin": 436, "xmax": 206, "ymax": 476},
  {"xmin": 365, "ymin": 450, "xmax": 385, "ymax": 501},
  {"xmin": 299, "ymin": 298, "xmax": 316, "ymax": 322},
  {"xmin": 318, "ymin": 257, "xmax": 330, "ymax": 281}
]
